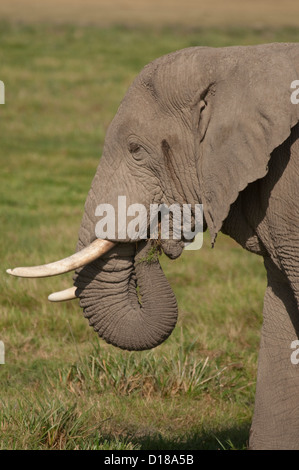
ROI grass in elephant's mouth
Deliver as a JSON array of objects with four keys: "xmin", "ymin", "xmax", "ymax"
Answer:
[{"xmin": 1, "ymin": 20, "xmax": 294, "ymax": 450}]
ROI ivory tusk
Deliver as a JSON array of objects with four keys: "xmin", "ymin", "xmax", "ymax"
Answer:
[
  {"xmin": 48, "ymin": 286, "xmax": 77, "ymax": 302},
  {"xmin": 6, "ymin": 239, "xmax": 116, "ymax": 278}
]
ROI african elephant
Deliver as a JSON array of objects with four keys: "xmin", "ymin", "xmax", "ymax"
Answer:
[{"xmin": 7, "ymin": 43, "xmax": 299, "ymax": 449}]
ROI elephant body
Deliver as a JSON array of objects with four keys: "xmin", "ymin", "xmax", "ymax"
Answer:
[
  {"xmin": 223, "ymin": 124, "xmax": 299, "ymax": 448},
  {"xmin": 8, "ymin": 43, "xmax": 299, "ymax": 449}
]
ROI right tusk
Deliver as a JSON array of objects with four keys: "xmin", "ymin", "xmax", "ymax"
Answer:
[
  {"xmin": 6, "ymin": 239, "xmax": 116, "ymax": 278},
  {"xmin": 48, "ymin": 286, "xmax": 77, "ymax": 302}
]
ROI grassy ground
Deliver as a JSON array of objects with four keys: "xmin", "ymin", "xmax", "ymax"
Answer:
[{"xmin": 1, "ymin": 21, "xmax": 299, "ymax": 450}]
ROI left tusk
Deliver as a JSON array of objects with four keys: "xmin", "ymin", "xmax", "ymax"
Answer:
[
  {"xmin": 6, "ymin": 238, "xmax": 115, "ymax": 278},
  {"xmin": 48, "ymin": 286, "xmax": 77, "ymax": 302}
]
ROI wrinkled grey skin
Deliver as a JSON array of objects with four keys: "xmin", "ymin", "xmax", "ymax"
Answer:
[{"xmin": 73, "ymin": 44, "xmax": 299, "ymax": 449}]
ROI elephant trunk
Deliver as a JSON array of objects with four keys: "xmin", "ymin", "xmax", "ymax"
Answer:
[{"xmin": 73, "ymin": 241, "xmax": 178, "ymax": 351}]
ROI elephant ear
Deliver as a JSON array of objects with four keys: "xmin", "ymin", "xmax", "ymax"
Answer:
[{"xmin": 197, "ymin": 44, "xmax": 299, "ymax": 243}]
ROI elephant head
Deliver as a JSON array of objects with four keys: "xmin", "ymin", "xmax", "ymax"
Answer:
[{"xmin": 7, "ymin": 43, "xmax": 299, "ymax": 352}]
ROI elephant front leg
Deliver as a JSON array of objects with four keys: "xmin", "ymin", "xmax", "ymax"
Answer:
[{"xmin": 249, "ymin": 258, "xmax": 299, "ymax": 450}]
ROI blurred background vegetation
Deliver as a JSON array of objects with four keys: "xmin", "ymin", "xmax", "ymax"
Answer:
[{"xmin": 1, "ymin": 0, "xmax": 298, "ymax": 450}]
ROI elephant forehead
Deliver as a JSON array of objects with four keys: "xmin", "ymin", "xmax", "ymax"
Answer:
[
  {"xmin": 108, "ymin": 95, "xmax": 164, "ymax": 139},
  {"xmin": 122, "ymin": 82, "xmax": 159, "ymax": 114},
  {"xmin": 138, "ymin": 62, "xmax": 160, "ymax": 100}
]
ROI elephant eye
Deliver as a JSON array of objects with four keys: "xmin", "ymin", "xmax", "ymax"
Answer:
[
  {"xmin": 128, "ymin": 142, "xmax": 141, "ymax": 154},
  {"xmin": 128, "ymin": 142, "xmax": 147, "ymax": 161}
]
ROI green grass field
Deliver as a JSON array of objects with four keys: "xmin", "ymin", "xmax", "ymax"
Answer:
[{"xmin": 1, "ymin": 21, "xmax": 299, "ymax": 450}]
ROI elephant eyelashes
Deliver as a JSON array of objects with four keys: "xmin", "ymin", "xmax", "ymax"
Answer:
[
  {"xmin": 129, "ymin": 142, "xmax": 141, "ymax": 154},
  {"xmin": 128, "ymin": 142, "xmax": 146, "ymax": 161}
]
